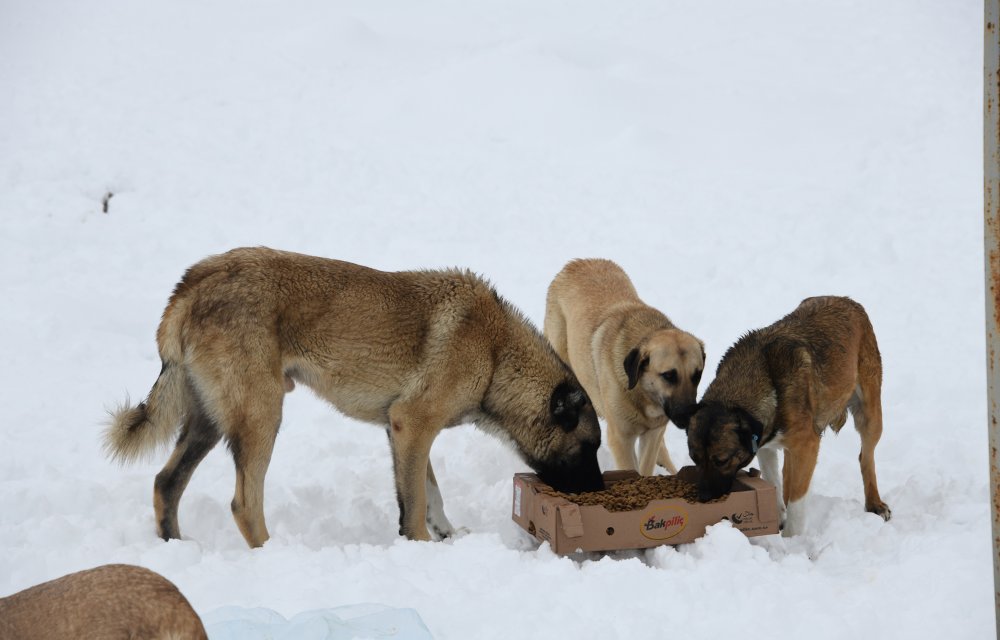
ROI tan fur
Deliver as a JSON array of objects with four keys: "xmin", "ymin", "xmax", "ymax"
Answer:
[
  {"xmin": 0, "ymin": 564, "xmax": 206, "ymax": 640},
  {"xmin": 105, "ymin": 247, "xmax": 603, "ymax": 546},
  {"xmin": 685, "ymin": 296, "xmax": 889, "ymax": 536},
  {"xmin": 544, "ymin": 259, "xmax": 705, "ymax": 476}
]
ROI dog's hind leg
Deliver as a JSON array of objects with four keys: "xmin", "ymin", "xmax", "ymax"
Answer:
[
  {"xmin": 228, "ymin": 424, "xmax": 280, "ymax": 548},
  {"xmin": 153, "ymin": 399, "xmax": 222, "ymax": 541},
  {"xmin": 637, "ymin": 426, "xmax": 666, "ymax": 476},
  {"xmin": 851, "ymin": 315, "xmax": 890, "ymax": 521},
  {"xmin": 210, "ymin": 369, "xmax": 284, "ymax": 548},
  {"xmin": 542, "ymin": 295, "xmax": 569, "ymax": 361},
  {"xmin": 655, "ymin": 435, "xmax": 678, "ymax": 475},
  {"xmin": 607, "ymin": 419, "xmax": 639, "ymax": 472},
  {"xmin": 851, "ymin": 382, "xmax": 891, "ymax": 521}
]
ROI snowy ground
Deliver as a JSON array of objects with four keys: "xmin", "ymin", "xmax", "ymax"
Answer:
[{"xmin": 0, "ymin": 0, "xmax": 989, "ymax": 638}]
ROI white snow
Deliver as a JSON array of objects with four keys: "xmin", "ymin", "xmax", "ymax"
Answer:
[{"xmin": 0, "ymin": 0, "xmax": 988, "ymax": 638}]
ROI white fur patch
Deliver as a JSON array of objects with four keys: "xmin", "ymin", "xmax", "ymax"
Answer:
[
  {"xmin": 756, "ymin": 446, "xmax": 786, "ymax": 526},
  {"xmin": 783, "ymin": 498, "xmax": 807, "ymax": 537}
]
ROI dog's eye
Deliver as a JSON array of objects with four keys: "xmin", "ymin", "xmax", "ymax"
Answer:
[
  {"xmin": 692, "ymin": 369, "xmax": 702, "ymax": 384},
  {"xmin": 661, "ymin": 369, "xmax": 678, "ymax": 384}
]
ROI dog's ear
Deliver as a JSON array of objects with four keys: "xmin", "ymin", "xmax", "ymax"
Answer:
[
  {"xmin": 699, "ymin": 340, "xmax": 706, "ymax": 366},
  {"xmin": 734, "ymin": 408, "xmax": 764, "ymax": 454},
  {"xmin": 551, "ymin": 382, "xmax": 587, "ymax": 432},
  {"xmin": 623, "ymin": 348, "xmax": 649, "ymax": 390}
]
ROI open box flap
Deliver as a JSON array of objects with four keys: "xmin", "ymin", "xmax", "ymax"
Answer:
[{"xmin": 557, "ymin": 503, "xmax": 584, "ymax": 538}]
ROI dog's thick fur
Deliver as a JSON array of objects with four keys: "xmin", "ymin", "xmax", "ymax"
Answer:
[
  {"xmin": 0, "ymin": 564, "xmax": 207, "ymax": 640},
  {"xmin": 104, "ymin": 247, "xmax": 604, "ymax": 547},
  {"xmin": 544, "ymin": 259, "xmax": 705, "ymax": 476},
  {"xmin": 683, "ymin": 296, "xmax": 890, "ymax": 536}
]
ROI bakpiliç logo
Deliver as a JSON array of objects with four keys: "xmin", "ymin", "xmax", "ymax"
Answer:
[{"xmin": 639, "ymin": 506, "xmax": 687, "ymax": 540}]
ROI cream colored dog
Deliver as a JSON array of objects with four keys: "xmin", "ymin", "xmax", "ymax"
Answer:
[{"xmin": 544, "ymin": 259, "xmax": 705, "ymax": 475}]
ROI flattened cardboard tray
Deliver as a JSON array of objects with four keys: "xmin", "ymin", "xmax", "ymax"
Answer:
[{"xmin": 512, "ymin": 466, "xmax": 779, "ymax": 554}]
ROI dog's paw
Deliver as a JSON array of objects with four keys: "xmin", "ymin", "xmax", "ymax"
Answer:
[
  {"xmin": 867, "ymin": 502, "xmax": 892, "ymax": 522},
  {"xmin": 430, "ymin": 524, "xmax": 470, "ymax": 541}
]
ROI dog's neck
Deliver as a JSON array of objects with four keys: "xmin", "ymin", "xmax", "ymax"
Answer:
[{"xmin": 754, "ymin": 389, "xmax": 779, "ymax": 441}]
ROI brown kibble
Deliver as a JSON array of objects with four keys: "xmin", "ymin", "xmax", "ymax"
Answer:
[{"xmin": 541, "ymin": 475, "xmax": 727, "ymax": 512}]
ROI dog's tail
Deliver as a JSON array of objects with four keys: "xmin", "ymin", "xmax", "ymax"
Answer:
[
  {"xmin": 103, "ymin": 360, "xmax": 190, "ymax": 464},
  {"xmin": 104, "ymin": 264, "xmax": 204, "ymax": 464},
  {"xmin": 104, "ymin": 282, "xmax": 198, "ymax": 464}
]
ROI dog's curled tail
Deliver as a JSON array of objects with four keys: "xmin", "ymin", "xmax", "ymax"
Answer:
[{"xmin": 103, "ymin": 361, "xmax": 188, "ymax": 465}]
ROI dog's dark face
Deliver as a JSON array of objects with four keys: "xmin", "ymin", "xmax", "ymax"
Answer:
[
  {"xmin": 532, "ymin": 382, "xmax": 605, "ymax": 493},
  {"xmin": 624, "ymin": 330, "xmax": 705, "ymax": 429},
  {"xmin": 683, "ymin": 402, "xmax": 762, "ymax": 501}
]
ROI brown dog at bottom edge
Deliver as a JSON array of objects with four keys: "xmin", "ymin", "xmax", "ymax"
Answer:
[
  {"xmin": 0, "ymin": 564, "xmax": 207, "ymax": 640},
  {"xmin": 680, "ymin": 296, "xmax": 890, "ymax": 537}
]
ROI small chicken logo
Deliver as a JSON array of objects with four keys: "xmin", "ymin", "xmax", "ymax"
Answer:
[{"xmin": 727, "ymin": 510, "xmax": 754, "ymax": 525}]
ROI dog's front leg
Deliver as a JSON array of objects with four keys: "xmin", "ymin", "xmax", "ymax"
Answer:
[
  {"xmin": 425, "ymin": 461, "xmax": 461, "ymax": 540},
  {"xmin": 780, "ymin": 434, "xmax": 820, "ymax": 537},
  {"xmin": 387, "ymin": 405, "xmax": 442, "ymax": 541},
  {"xmin": 756, "ymin": 445, "xmax": 786, "ymax": 528}
]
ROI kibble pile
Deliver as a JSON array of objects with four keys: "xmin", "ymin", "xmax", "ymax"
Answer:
[{"xmin": 542, "ymin": 475, "xmax": 728, "ymax": 511}]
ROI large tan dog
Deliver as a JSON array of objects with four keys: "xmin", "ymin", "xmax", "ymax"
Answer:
[
  {"xmin": 544, "ymin": 259, "xmax": 705, "ymax": 476},
  {"xmin": 683, "ymin": 296, "xmax": 890, "ymax": 536},
  {"xmin": 104, "ymin": 247, "xmax": 604, "ymax": 547},
  {"xmin": 0, "ymin": 564, "xmax": 206, "ymax": 639}
]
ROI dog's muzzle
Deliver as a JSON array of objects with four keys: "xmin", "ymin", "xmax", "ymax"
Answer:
[
  {"xmin": 668, "ymin": 403, "xmax": 696, "ymax": 429},
  {"xmin": 697, "ymin": 472, "xmax": 734, "ymax": 502}
]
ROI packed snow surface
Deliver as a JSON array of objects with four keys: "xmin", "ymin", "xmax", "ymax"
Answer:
[{"xmin": 0, "ymin": 1, "xmax": 987, "ymax": 638}]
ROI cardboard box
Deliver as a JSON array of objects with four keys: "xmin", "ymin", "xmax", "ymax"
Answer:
[{"xmin": 511, "ymin": 466, "xmax": 779, "ymax": 554}]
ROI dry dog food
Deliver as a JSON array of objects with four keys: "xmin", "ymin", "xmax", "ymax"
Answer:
[{"xmin": 541, "ymin": 474, "xmax": 727, "ymax": 512}]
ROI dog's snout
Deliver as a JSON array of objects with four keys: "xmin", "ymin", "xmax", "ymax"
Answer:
[
  {"xmin": 696, "ymin": 472, "xmax": 733, "ymax": 502},
  {"xmin": 670, "ymin": 403, "xmax": 696, "ymax": 429}
]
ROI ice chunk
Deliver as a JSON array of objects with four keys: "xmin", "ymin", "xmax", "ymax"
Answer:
[{"xmin": 203, "ymin": 604, "xmax": 433, "ymax": 640}]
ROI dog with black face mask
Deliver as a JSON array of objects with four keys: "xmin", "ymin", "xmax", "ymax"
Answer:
[
  {"xmin": 681, "ymin": 296, "xmax": 890, "ymax": 536},
  {"xmin": 544, "ymin": 259, "xmax": 705, "ymax": 476}
]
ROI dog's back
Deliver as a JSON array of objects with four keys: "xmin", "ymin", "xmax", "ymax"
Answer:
[
  {"xmin": 0, "ymin": 564, "xmax": 206, "ymax": 640},
  {"xmin": 547, "ymin": 259, "xmax": 656, "ymax": 394},
  {"xmin": 545, "ymin": 259, "xmax": 647, "ymax": 340},
  {"xmin": 716, "ymin": 296, "xmax": 880, "ymax": 403}
]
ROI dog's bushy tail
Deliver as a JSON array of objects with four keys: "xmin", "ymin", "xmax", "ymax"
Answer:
[{"xmin": 103, "ymin": 362, "xmax": 189, "ymax": 464}]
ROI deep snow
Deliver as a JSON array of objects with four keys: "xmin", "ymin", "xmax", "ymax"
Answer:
[{"xmin": 0, "ymin": 0, "xmax": 989, "ymax": 638}]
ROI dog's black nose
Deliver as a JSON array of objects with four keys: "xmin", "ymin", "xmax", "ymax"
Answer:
[{"xmin": 669, "ymin": 402, "xmax": 697, "ymax": 429}]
